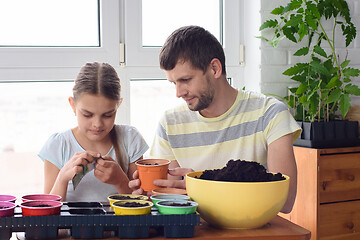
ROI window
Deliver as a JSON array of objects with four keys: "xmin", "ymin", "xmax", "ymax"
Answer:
[
  {"xmin": 0, "ymin": 0, "xmax": 119, "ymax": 200},
  {"xmin": 0, "ymin": 0, "xmax": 120, "ymax": 81},
  {"xmin": 125, "ymin": 0, "xmax": 242, "ymax": 67},
  {"xmin": 0, "ymin": 0, "xmax": 99, "ymax": 47},
  {"xmin": 142, "ymin": 0, "xmax": 222, "ymax": 47},
  {"xmin": 0, "ymin": 81, "xmax": 76, "ymax": 199}
]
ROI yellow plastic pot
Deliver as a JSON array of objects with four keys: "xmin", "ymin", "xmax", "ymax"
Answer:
[
  {"xmin": 111, "ymin": 200, "xmax": 153, "ymax": 215},
  {"xmin": 186, "ymin": 171, "xmax": 289, "ymax": 229},
  {"xmin": 108, "ymin": 194, "xmax": 149, "ymax": 206}
]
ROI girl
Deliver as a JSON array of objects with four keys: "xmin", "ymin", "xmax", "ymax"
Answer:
[{"xmin": 39, "ymin": 62, "xmax": 149, "ymax": 202}]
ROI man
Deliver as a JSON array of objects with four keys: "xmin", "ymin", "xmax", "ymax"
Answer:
[{"xmin": 129, "ymin": 25, "xmax": 301, "ymax": 213}]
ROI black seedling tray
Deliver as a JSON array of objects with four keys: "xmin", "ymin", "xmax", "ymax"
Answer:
[{"xmin": 0, "ymin": 202, "xmax": 200, "ymax": 239}]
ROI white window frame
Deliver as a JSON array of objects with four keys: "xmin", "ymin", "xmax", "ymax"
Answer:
[
  {"xmin": 0, "ymin": 0, "xmax": 120, "ymax": 81},
  {"xmin": 124, "ymin": 0, "xmax": 243, "ymax": 67}
]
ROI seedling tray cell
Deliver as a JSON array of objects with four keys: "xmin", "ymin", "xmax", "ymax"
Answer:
[{"xmin": 0, "ymin": 201, "xmax": 200, "ymax": 239}]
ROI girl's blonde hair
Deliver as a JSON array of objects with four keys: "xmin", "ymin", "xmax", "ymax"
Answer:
[{"xmin": 73, "ymin": 62, "xmax": 128, "ymax": 172}]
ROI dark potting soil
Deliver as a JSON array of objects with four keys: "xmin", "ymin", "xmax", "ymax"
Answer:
[
  {"xmin": 32, "ymin": 204, "xmax": 53, "ymax": 207},
  {"xmin": 115, "ymin": 202, "xmax": 150, "ymax": 207},
  {"xmin": 111, "ymin": 195, "xmax": 144, "ymax": 200},
  {"xmin": 143, "ymin": 163, "xmax": 159, "ymax": 165},
  {"xmin": 162, "ymin": 202, "xmax": 192, "ymax": 207},
  {"xmin": 199, "ymin": 159, "xmax": 285, "ymax": 182}
]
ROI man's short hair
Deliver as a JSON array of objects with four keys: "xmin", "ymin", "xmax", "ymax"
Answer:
[{"xmin": 159, "ymin": 25, "xmax": 226, "ymax": 75}]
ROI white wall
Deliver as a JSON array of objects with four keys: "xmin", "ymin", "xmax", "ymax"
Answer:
[{"xmin": 259, "ymin": 0, "xmax": 360, "ymax": 107}]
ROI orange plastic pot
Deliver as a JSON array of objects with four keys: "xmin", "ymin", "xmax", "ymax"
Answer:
[{"xmin": 135, "ymin": 159, "xmax": 171, "ymax": 192}]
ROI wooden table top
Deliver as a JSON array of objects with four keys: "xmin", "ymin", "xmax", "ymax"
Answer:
[{"xmin": 16, "ymin": 215, "xmax": 310, "ymax": 240}]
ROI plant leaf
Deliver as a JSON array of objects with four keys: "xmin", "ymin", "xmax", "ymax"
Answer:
[
  {"xmin": 344, "ymin": 77, "xmax": 351, "ymax": 83},
  {"xmin": 325, "ymin": 75, "xmax": 340, "ymax": 88},
  {"xmin": 299, "ymin": 95, "xmax": 308, "ymax": 104},
  {"xmin": 310, "ymin": 61, "xmax": 330, "ymax": 76},
  {"xmin": 343, "ymin": 67, "xmax": 360, "ymax": 77},
  {"xmin": 283, "ymin": 63, "xmax": 308, "ymax": 76},
  {"xmin": 283, "ymin": 27, "xmax": 298, "ymax": 42},
  {"xmin": 256, "ymin": 36, "xmax": 269, "ymax": 42},
  {"xmin": 294, "ymin": 47, "xmax": 309, "ymax": 56},
  {"xmin": 259, "ymin": 19, "xmax": 278, "ymax": 31},
  {"xmin": 291, "ymin": 74, "xmax": 306, "ymax": 83},
  {"xmin": 285, "ymin": 14, "xmax": 302, "ymax": 27},
  {"xmin": 314, "ymin": 45, "xmax": 327, "ymax": 58},
  {"xmin": 340, "ymin": 60, "xmax": 350, "ymax": 68},
  {"xmin": 295, "ymin": 83, "xmax": 308, "ymax": 95},
  {"xmin": 305, "ymin": 15, "xmax": 317, "ymax": 30},
  {"xmin": 344, "ymin": 84, "xmax": 360, "ymax": 96},
  {"xmin": 271, "ymin": 6, "xmax": 285, "ymax": 15},
  {"xmin": 307, "ymin": 2, "xmax": 321, "ymax": 19},
  {"xmin": 326, "ymin": 88, "xmax": 342, "ymax": 104},
  {"xmin": 339, "ymin": 94, "xmax": 352, "ymax": 118},
  {"xmin": 269, "ymin": 36, "xmax": 285, "ymax": 48},
  {"xmin": 283, "ymin": 0, "xmax": 302, "ymax": 13}
]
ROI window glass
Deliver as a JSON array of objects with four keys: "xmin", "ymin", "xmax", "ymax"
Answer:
[
  {"xmin": 0, "ymin": 0, "xmax": 99, "ymax": 47},
  {"xmin": 142, "ymin": 0, "xmax": 222, "ymax": 47},
  {"xmin": 130, "ymin": 79, "xmax": 183, "ymax": 154},
  {"xmin": 0, "ymin": 82, "xmax": 76, "ymax": 199}
]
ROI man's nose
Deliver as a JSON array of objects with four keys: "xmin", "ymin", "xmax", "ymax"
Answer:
[{"xmin": 176, "ymin": 83, "xmax": 187, "ymax": 98}]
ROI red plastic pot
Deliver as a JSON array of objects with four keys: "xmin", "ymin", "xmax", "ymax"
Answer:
[
  {"xmin": 0, "ymin": 201, "xmax": 16, "ymax": 217},
  {"xmin": 20, "ymin": 200, "xmax": 63, "ymax": 216},
  {"xmin": 21, "ymin": 194, "xmax": 62, "ymax": 202}
]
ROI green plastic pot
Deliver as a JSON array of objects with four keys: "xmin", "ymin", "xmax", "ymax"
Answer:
[{"xmin": 156, "ymin": 200, "xmax": 198, "ymax": 215}]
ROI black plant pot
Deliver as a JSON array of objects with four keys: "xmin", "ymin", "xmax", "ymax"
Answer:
[{"xmin": 294, "ymin": 120, "xmax": 360, "ymax": 148}]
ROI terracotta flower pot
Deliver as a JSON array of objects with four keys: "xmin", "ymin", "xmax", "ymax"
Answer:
[{"xmin": 135, "ymin": 159, "xmax": 171, "ymax": 192}]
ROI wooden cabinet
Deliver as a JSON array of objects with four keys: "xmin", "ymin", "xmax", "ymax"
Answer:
[{"xmin": 279, "ymin": 146, "xmax": 360, "ymax": 240}]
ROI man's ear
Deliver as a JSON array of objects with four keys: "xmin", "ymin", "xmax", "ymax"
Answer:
[
  {"xmin": 68, "ymin": 97, "xmax": 77, "ymax": 115},
  {"xmin": 209, "ymin": 58, "xmax": 223, "ymax": 78}
]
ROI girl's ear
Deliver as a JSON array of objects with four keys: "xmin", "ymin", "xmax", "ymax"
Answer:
[
  {"xmin": 68, "ymin": 97, "xmax": 77, "ymax": 115},
  {"xmin": 209, "ymin": 58, "xmax": 223, "ymax": 78}
]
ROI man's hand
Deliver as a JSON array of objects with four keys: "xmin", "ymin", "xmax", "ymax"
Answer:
[
  {"xmin": 153, "ymin": 167, "xmax": 194, "ymax": 189},
  {"xmin": 128, "ymin": 167, "xmax": 194, "ymax": 196}
]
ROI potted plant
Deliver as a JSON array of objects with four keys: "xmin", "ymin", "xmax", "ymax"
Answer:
[{"xmin": 259, "ymin": 0, "xmax": 360, "ymax": 148}]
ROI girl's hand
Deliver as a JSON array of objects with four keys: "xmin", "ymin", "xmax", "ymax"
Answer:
[
  {"xmin": 94, "ymin": 155, "xmax": 131, "ymax": 193},
  {"xmin": 128, "ymin": 170, "xmax": 149, "ymax": 196},
  {"xmin": 58, "ymin": 151, "xmax": 99, "ymax": 183}
]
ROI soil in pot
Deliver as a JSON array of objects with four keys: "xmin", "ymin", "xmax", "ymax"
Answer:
[
  {"xmin": 162, "ymin": 202, "xmax": 192, "ymax": 207},
  {"xmin": 199, "ymin": 159, "xmax": 285, "ymax": 182},
  {"xmin": 110, "ymin": 195, "xmax": 145, "ymax": 200},
  {"xmin": 114, "ymin": 202, "xmax": 150, "ymax": 207}
]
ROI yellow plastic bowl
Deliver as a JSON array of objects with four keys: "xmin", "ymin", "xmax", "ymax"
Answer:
[
  {"xmin": 111, "ymin": 200, "xmax": 153, "ymax": 215},
  {"xmin": 108, "ymin": 194, "xmax": 149, "ymax": 206},
  {"xmin": 186, "ymin": 171, "xmax": 289, "ymax": 229}
]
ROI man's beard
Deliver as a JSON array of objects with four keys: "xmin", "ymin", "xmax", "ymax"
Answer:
[{"xmin": 188, "ymin": 77, "xmax": 215, "ymax": 111}]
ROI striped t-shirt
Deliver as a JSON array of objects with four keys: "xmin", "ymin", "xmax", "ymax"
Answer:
[{"xmin": 150, "ymin": 90, "xmax": 301, "ymax": 171}]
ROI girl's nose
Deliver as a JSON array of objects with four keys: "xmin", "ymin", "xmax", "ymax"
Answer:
[{"xmin": 93, "ymin": 117, "xmax": 103, "ymax": 128}]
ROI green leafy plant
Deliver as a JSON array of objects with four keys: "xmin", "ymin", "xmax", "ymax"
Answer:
[{"xmin": 260, "ymin": 0, "xmax": 360, "ymax": 122}]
